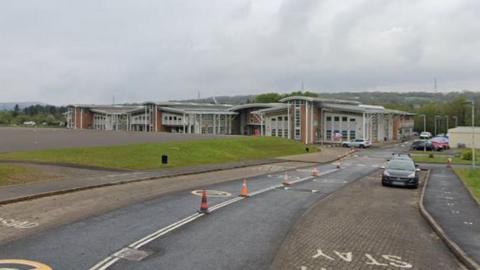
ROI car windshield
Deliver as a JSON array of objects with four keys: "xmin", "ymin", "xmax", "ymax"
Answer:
[{"xmin": 387, "ymin": 160, "xmax": 415, "ymax": 171}]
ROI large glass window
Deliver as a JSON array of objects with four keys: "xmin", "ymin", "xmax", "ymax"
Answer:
[{"xmin": 342, "ymin": 130, "xmax": 348, "ymax": 139}]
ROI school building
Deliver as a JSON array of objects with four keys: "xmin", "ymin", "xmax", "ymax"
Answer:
[{"xmin": 66, "ymin": 96, "xmax": 414, "ymax": 144}]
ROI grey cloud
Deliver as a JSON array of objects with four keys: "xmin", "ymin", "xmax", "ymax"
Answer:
[{"xmin": 0, "ymin": 0, "xmax": 479, "ymax": 105}]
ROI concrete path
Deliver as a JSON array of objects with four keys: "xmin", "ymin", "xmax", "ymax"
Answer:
[
  {"xmin": 424, "ymin": 164, "xmax": 480, "ymax": 266},
  {"xmin": 272, "ymin": 170, "xmax": 461, "ymax": 270}
]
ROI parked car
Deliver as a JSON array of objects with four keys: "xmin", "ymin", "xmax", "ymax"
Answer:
[
  {"xmin": 410, "ymin": 140, "xmax": 433, "ymax": 151},
  {"xmin": 431, "ymin": 137, "xmax": 449, "ymax": 151},
  {"xmin": 419, "ymin": 131, "xmax": 432, "ymax": 140},
  {"xmin": 382, "ymin": 159, "xmax": 420, "ymax": 188},
  {"xmin": 391, "ymin": 153, "xmax": 412, "ymax": 161},
  {"xmin": 342, "ymin": 139, "xmax": 372, "ymax": 148}
]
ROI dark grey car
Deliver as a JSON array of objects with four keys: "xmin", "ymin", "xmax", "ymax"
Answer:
[{"xmin": 382, "ymin": 159, "xmax": 420, "ymax": 188}]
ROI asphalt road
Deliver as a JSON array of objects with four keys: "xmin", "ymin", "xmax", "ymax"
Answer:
[{"xmin": 0, "ymin": 144, "xmax": 448, "ymax": 270}]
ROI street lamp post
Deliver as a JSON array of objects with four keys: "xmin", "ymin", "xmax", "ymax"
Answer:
[
  {"xmin": 420, "ymin": 114, "xmax": 427, "ymax": 152},
  {"xmin": 464, "ymin": 100, "xmax": 476, "ymax": 169},
  {"xmin": 471, "ymin": 100, "xmax": 476, "ymax": 169},
  {"xmin": 434, "ymin": 115, "xmax": 441, "ymax": 136},
  {"xmin": 445, "ymin": 115, "xmax": 449, "ymax": 134}
]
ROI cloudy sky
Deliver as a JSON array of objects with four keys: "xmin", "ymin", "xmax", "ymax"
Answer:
[{"xmin": 1, "ymin": 0, "xmax": 479, "ymax": 105}]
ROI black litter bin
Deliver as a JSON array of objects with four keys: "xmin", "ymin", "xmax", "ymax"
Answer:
[{"xmin": 162, "ymin": 154, "xmax": 168, "ymax": 165}]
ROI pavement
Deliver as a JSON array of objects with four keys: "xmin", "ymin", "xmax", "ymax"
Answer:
[
  {"xmin": 272, "ymin": 170, "xmax": 462, "ymax": 270},
  {"xmin": 0, "ymin": 158, "xmax": 281, "ymax": 205},
  {"xmin": 423, "ymin": 164, "xmax": 480, "ymax": 267}
]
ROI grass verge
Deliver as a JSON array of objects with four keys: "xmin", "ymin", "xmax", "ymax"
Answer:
[
  {"xmin": 454, "ymin": 168, "xmax": 480, "ymax": 202},
  {"xmin": 0, "ymin": 137, "xmax": 315, "ymax": 170},
  {"xmin": 0, "ymin": 164, "xmax": 44, "ymax": 186}
]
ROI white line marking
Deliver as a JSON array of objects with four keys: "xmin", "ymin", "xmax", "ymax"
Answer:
[{"xmin": 89, "ymin": 168, "xmax": 339, "ymax": 270}]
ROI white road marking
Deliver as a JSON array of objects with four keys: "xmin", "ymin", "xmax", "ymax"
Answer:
[
  {"xmin": 89, "ymin": 168, "xmax": 339, "ymax": 270},
  {"xmin": 0, "ymin": 217, "xmax": 38, "ymax": 229}
]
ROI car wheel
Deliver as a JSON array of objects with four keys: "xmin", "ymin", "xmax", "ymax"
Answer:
[{"xmin": 360, "ymin": 145, "xmax": 365, "ymax": 149}]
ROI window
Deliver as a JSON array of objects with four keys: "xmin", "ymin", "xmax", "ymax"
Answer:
[
  {"xmin": 326, "ymin": 130, "xmax": 332, "ymax": 140},
  {"xmin": 342, "ymin": 117, "xmax": 348, "ymax": 122},
  {"xmin": 350, "ymin": 130, "xmax": 356, "ymax": 139},
  {"xmin": 169, "ymin": 116, "xmax": 173, "ymax": 121},
  {"xmin": 173, "ymin": 116, "xmax": 177, "ymax": 121},
  {"xmin": 350, "ymin": 118, "xmax": 356, "ymax": 122},
  {"xmin": 334, "ymin": 116, "xmax": 340, "ymax": 122},
  {"xmin": 342, "ymin": 130, "xmax": 348, "ymax": 139},
  {"xmin": 278, "ymin": 129, "xmax": 283, "ymax": 137},
  {"xmin": 272, "ymin": 129, "xmax": 276, "ymax": 137},
  {"xmin": 326, "ymin": 116, "xmax": 332, "ymax": 121},
  {"xmin": 278, "ymin": 117, "xmax": 282, "ymax": 121}
]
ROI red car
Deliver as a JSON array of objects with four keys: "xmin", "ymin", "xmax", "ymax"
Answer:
[{"xmin": 431, "ymin": 137, "xmax": 449, "ymax": 151}]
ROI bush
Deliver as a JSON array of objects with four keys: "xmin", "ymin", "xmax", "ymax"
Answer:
[
  {"xmin": 429, "ymin": 153, "xmax": 434, "ymax": 158},
  {"xmin": 462, "ymin": 150, "xmax": 472, "ymax": 161}
]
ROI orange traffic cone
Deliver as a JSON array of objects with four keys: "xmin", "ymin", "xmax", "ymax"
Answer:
[
  {"xmin": 312, "ymin": 167, "xmax": 319, "ymax": 176},
  {"xmin": 199, "ymin": 189, "xmax": 209, "ymax": 214},
  {"xmin": 447, "ymin": 158, "xmax": 452, "ymax": 168},
  {"xmin": 240, "ymin": 179, "xmax": 249, "ymax": 197},
  {"xmin": 282, "ymin": 172, "xmax": 291, "ymax": 186}
]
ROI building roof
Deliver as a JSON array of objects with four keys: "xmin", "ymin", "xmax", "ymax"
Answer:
[
  {"xmin": 82, "ymin": 105, "xmax": 144, "ymax": 115},
  {"xmin": 448, "ymin": 126, "xmax": 480, "ymax": 133},
  {"xmin": 228, "ymin": 103, "xmax": 282, "ymax": 111},
  {"xmin": 145, "ymin": 101, "xmax": 233, "ymax": 110},
  {"xmin": 158, "ymin": 106, "xmax": 237, "ymax": 115},
  {"xmin": 384, "ymin": 109, "xmax": 416, "ymax": 116},
  {"xmin": 279, "ymin": 96, "xmax": 361, "ymax": 105},
  {"xmin": 251, "ymin": 104, "xmax": 288, "ymax": 115}
]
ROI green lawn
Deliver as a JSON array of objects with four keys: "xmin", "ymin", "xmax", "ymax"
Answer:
[
  {"xmin": 412, "ymin": 149, "xmax": 479, "ymax": 166},
  {"xmin": 0, "ymin": 164, "xmax": 43, "ymax": 186},
  {"xmin": 0, "ymin": 137, "xmax": 315, "ymax": 170},
  {"xmin": 454, "ymin": 168, "xmax": 480, "ymax": 202}
]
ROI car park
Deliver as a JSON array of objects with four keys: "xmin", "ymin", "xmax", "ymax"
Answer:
[
  {"xmin": 382, "ymin": 159, "xmax": 420, "ymax": 188},
  {"xmin": 342, "ymin": 139, "xmax": 372, "ymax": 148}
]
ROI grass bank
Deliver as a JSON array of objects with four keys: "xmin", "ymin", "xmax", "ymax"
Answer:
[
  {"xmin": 0, "ymin": 164, "xmax": 44, "ymax": 186},
  {"xmin": 412, "ymin": 149, "xmax": 479, "ymax": 165},
  {"xmin": 454, "ymin": 168, "xmax": 480, "ymax": 202},
  {"xmin": 0, "ymin": 137, "xmax": 315, "ymax": 170}
]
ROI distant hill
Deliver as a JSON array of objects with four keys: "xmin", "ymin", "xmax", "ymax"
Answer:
[{"xmin": 0, "ymin": 102, "xmax": 47, "ymax": 111}]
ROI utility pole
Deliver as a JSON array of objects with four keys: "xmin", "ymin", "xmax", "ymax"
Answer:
[
  {"xmin": 445, "ymin": 115, "xmax": 449, "ymax": 134},
  {"xmin": 472, "ymin": 100, "xmax": 476, "ymax": 169}
]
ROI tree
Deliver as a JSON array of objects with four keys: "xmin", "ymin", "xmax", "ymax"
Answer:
[
  {"xmin": 12, "ymin": 104, "xmax": 20, "ymax": 117},
  {"xmin": 255, "ymin": 93, "xmax": 282, "ymax": 103}
]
